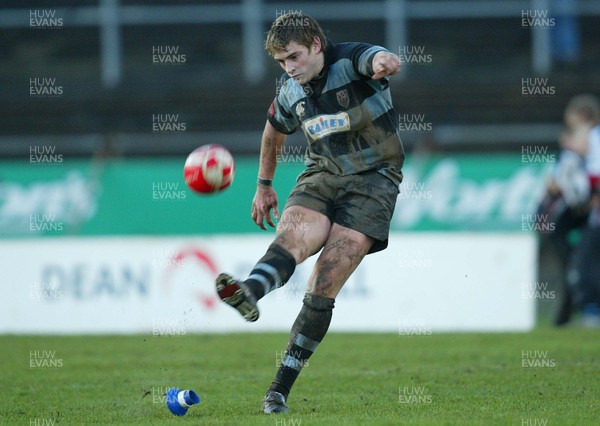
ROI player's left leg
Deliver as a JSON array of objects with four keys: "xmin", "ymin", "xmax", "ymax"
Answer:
[
  {"xmin": 263, "ymin": 170, "xmax": 400, "ymax": 413},
  {"xmin": 264, "ymin": 223, "xmax": 373, "ymax": 413}
]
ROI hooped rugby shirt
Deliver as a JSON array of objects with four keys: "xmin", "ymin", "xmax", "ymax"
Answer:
[
  {"xmin": 267, "ymin": 40, "xmax": 405, "ymax": 186},
  {"xmin": 587, "ymin": 125, "xmax": 600, "ymax": 227}
]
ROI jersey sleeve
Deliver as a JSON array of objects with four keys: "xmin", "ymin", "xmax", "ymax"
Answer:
[
  {"xmin": 267, "ymin": 94, "xmax": 298, "ymax": 135},
  {"xmin": 348, "ymin": 43, "xmax": 389, "ymax": 78},
  {"xmin": 553, "ymin": 149, "xmax": 590, "ymax": 207},
  {"xmin": 587, "ymin": 127, "xmax": 600, "ymax": 192}
]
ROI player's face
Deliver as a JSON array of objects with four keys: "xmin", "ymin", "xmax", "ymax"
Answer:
[
  {"xmin": 565, "ymin": 111, "xmax": 590, "ymax": 131},
  {"xmin": 273, "ymin": 39, "xmax": 324, "ymax": 85}
]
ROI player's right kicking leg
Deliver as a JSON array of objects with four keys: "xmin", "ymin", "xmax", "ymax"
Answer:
[
  {"xmin": 215, "ymin": 273, "xmax": 261, "ymax": 322},
  {"xmin": 216, "ymin": 206, "xmax": 330, "ymax": 322}
]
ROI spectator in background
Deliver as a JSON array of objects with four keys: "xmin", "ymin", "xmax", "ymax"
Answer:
[
  {"xmin": 537, "ymin": 94, "xmax": 600, "ymax": 326},
  {"xmin": 566, "ymin": 95, "xmax": 600, "ymax": 327}
]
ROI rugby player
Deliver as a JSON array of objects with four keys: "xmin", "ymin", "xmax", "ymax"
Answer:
[
  {"xmin": 563, "ymin": 95, "xmax": 600, "ymax": 326},
  {"xmin": 216, "ymin": 12, "xmax": 404, "ymax": 413}
]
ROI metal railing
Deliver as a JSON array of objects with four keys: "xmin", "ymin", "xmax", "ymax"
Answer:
[{"xmin": 3, "ymin": 0, "xmax": 600, "ymax": 87}]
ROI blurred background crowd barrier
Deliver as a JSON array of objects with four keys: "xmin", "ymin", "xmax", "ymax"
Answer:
[{"xmin": 1, "ymin": 0, "xmax": 599, "ymax": 332}]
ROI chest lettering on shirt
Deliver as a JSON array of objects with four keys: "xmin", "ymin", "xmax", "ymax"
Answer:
[{"xmin": 303, "ymin": 112, "xmax": 351, "ymax": 142}]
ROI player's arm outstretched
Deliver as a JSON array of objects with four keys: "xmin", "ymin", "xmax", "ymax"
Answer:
[
  {"xmin": 371, "ymin": 51, "xmax": 401, "ymax": 80},
  {"xmin": 252, "ymin": 120, "xmax": 286, "ymax": 230}
]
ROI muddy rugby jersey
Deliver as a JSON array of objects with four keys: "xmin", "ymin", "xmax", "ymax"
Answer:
[{"xmin": 267, "ymin": 41, "xmax": 405, "ymax": 186}]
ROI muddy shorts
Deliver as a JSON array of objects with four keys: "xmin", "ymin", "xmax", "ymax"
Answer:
[{"xmin": 283, "ymin": 168, "xmax": 400, "ymax": 254}]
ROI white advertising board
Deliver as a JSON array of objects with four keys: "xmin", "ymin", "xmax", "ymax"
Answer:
[{"xmin": 0, "ymin": 233, "xmax": 536, "ymax": 334}]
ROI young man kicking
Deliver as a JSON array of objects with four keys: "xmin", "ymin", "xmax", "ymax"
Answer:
[{"xmin": 216, "ymin": 12, "xmax": 404, "ymax": 413}]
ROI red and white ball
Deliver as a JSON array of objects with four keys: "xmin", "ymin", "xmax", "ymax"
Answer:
[{"xmin": 184, "ymin": 144, "xmax": 235, "ymax": 194}]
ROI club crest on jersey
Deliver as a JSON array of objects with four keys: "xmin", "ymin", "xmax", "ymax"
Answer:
[
  {"xmin": 295, "ymin": 101, "xmax": 306, "ymax": 118},
  {"xmin": 336, "ymin": 89, "xmax": 349, "ymax": 108},
  {"xmin": 303, "ymin": 112, "xmax": 351, "ymax": 141}
]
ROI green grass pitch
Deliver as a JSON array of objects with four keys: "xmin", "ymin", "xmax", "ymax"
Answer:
[{"xmin": 1, "ymin": 329, "xmax": 599, "ymax": 425}]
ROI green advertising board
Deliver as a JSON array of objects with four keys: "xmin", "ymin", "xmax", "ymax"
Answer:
[{"xmin": 0, "ymin": 153, "xmax": 551, "ymax": 237}]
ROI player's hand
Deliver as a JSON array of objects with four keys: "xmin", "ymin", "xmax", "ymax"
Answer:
[
  {"xmin": 251, "ymin": 185, "xmax": 280, "ymax": 230},
  {"xmin": 547, "ymin": 179, "xmax": 561, "ymax": 196},
  {"xmin": 371, "ymin": 51, "xmax": 401, "ymax": 80}
]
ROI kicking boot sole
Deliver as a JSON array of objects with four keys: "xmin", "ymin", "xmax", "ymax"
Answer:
[{"xmin": 216, "ymin": 273, "xmax": 259, "ymax": 322}]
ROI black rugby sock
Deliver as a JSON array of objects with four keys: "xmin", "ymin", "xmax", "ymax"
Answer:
[
  {"xmin": 269, "ymin": 293, "xmax": 335, "ymax": 399},
  {"xmin": 244, "ymin": 243, "xmax": 296, "ymax": 300}
]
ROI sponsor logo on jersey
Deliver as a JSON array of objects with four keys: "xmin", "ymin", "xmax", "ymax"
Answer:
[{"xmin": 303, "ymin": 112, "xmax": 351, "ymax": 141}]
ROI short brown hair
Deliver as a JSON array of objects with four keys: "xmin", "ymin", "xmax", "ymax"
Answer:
[
  {"xmin": 265, "ymin": 12, "xmax": 327, "ymax": 56},
  {"xmin": 565, "ymin": 94, "xmax": 600, "ymax": 125}
]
